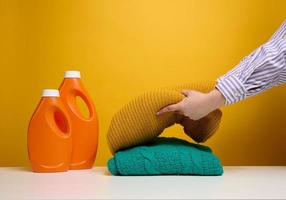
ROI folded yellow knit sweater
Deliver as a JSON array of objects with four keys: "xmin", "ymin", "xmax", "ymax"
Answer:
[{"xmin": 107, "ymin": 82, "xmax": 222, "ymax": 154}]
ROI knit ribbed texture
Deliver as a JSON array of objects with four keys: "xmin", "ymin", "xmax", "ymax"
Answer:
[
  {"xmin": 107, "ymin": 137, "xmax": 223, "ymax": 176},
  {"xmin": 107, "ymin": 82, "xmax": 222, "ymax": 154},
  {"xmin": 180, "ymin": 109, "xmax": 222, "ymax": 143}
]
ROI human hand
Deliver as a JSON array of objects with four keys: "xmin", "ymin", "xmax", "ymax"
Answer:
[{"xmin": 156, "ymin": 89, "xmax": 225, "ymax": 120}]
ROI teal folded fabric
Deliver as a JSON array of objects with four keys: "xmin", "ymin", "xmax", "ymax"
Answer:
[{"xmin": 107, "ymin": 137, "xmax": 223, "ymax": 176}]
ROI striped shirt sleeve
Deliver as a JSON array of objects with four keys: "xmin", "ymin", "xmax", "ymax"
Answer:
[{"xmin": 215, "ymin": 20, "xmax": 286, "ymax": 105}]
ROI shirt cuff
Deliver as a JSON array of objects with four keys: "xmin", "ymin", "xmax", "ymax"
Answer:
[{"xmin": 215, "ymin": 75, "xmax": 247, "ymax": 105}]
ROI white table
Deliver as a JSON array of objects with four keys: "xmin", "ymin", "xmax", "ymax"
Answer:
[{"xmin": 1, "ymin": 167, "xmax": 286, "ymax": 199}]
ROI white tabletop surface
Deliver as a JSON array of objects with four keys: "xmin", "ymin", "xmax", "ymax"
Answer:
[{"xmin": 1, "ymin": 166, "xmax": 286, "ymax": 199}]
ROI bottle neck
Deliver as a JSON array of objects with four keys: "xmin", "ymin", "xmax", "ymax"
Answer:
[
  {"xmin": 63, "ymin": 77, "xmax": 82, "ymax": 84},
  {"xmin": 60, "ymin": 77, "xmax": 83, "ymax": 91},
  {"xmin": 64, "ymin": 77, "xmax": 81, "ymax": 81}
]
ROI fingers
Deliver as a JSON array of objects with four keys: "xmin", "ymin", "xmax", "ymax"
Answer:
[
  {"xmin": 156, "ymin": 102, "xmax": 182, "ymax": 115},
  {"xmin": 181, "ymin": 89, "xmax": 192, "ymax": 97}
]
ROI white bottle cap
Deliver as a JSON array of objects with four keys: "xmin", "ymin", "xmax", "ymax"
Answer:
[
  {"xmin": 64, "ymin": 71, "xmax": 81, "ymax": 78},
  {"xmin": 42, "ymin": 89, "xmax": 60, "ymax": 97}
]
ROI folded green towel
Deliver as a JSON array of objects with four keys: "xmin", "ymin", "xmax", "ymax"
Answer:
[{"xmin": 107, "ymin": 137, "xmax": 223, "ymax": 176}]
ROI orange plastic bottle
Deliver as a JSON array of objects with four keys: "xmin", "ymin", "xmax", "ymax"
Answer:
[
  {"xmin": 27, "ymin": 89, "xmax": 72, "ymax": 173},
  {"xmin": 59, "ymin": 71, "xmax": 99, "ymax": 170}
]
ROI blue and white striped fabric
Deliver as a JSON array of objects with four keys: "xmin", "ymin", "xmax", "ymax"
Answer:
[{"xmin": 216, "ymin": 20, "xmax": 286, "ymax": 105}]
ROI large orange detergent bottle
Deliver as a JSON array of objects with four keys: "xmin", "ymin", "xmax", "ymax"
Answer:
[
  {"xmin": 59, "ymin": 71, "xmax": 99, "ymax": 170},
  {"xmin": 28, "ymin": 89, "xmax": 72, "ymax": 172}
]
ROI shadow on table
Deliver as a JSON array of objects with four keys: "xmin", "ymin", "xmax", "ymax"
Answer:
[{"xmin": 8, "ymin": 166, "xmax": 32, "ymax": 172}]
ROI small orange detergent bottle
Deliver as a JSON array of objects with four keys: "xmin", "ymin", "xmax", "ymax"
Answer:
[
  {"xmin": 28, "ymin": 89, "xmax": 72, "ymax": 173},
  {"xmin": 59, "ymin": 71, "xmax": 99, "ymax": 170}
]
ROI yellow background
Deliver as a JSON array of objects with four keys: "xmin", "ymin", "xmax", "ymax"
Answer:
[{"xmin": 1, "ymin": 0, "xmax": 286, "ymax": 167}]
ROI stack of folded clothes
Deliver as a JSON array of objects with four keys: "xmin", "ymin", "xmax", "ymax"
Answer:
[
  {"xmin": 108, "ymin": 137, "xmax": 223, "ymax": 176},
  {"xmin": 106, "ymin": 82, "xmax": 223, "ymax": 176}
]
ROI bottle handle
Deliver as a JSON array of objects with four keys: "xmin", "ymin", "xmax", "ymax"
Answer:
[
  {"xmin": 51, "ymin": 106, "xmax": 71, "ymax": 137},
  {"xmin": 72, "ymin": 89, "xmax": 95, "ymax": 121}
]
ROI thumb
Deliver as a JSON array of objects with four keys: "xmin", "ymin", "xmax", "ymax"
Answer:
[{"xmin": 156, "ymin": 102, "xmax": 182, "ymax": 115}]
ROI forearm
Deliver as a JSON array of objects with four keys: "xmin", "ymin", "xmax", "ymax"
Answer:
[
  {"xmin": 206, "ymin": 89, "xmax": 226, "ymax": 110},
  {"xmin": 215, "ymin": 20, "xmax": 286, "ymax": 105}
]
